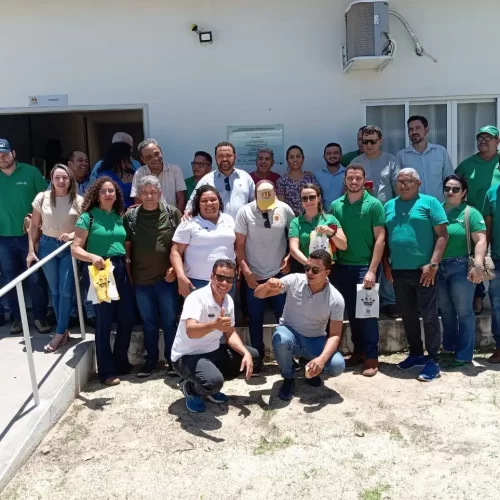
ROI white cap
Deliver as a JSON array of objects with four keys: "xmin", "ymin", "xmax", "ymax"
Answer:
[{"xmin": 112, "ymin": 132, "xmax": 133, "ymax": 147}]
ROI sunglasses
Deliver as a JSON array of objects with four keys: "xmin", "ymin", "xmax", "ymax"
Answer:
[
  {"xmin": 214, "ymin": 273, "xmax": 235, "ymax": 284},
  {"xmin": 444, "ymin": 186, "xmax": 461, "ymax": 194},
  {"xmin": 362, "ymin": 139, "xmax": 379, "ymax": 145},
  {"xmin": 304, "ymin": 264, "xmax": 326, "ymax": 274},
  {"xmin": 224, "ymin": 177, "xmax": 231, "ymax": 192},
  {"xmin": 262, "ymin": 211, "xmax": 271, "ymax": 228},
  {"xmin": 301, "ymin": 195, "xmax": 318, "ymax": 202}
]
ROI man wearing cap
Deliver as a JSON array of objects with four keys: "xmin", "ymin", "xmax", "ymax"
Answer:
[
  {"xmin": 131, "ymin": 139, "xmax": 187, "ymax": 212},
  {"xmin": 457, "ymin": 125, "xmax": 500, "ymax": 314},
  {"xmin": 235, "ymin": 181, "xmax": 295, "ymax": 375},
  {"xmin": 315, "ymin": 143, "xmax": 345, "ymax": 210},
  {"xmin": 89, "ymin": 132, "xmax": 141, "ymax": 183},
  {"xmin": 0, "ymin": 139, "xmax": 51, "ymax": 335},
  {"xmin": 249, "ymin": 148, "xmax": 281, "ymax": 185}
]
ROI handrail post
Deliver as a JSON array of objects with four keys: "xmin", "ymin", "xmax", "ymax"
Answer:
[
  {"xmin": 16, "ymin": 282, "xmax": 40, "ymax": 407},
  {"xmin": 72, "ymin": 256, "xmax": 86, "ymax": 340}
]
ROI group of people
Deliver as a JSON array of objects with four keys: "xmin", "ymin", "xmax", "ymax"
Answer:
[{"xmin": 1, "ymin": 116, "xmax": 500, "ymax": 412}]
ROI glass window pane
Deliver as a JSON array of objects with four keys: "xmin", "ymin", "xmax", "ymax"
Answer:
[
  {"xmin": 409, "ymin": 104, "xmax": 447, "ymax": 148},
  {"xmin": 366, "ymin": 105, "xmax": 405, "ymax": 155},
  {"xmin": 457, "ymin": 102, "xmax": 497, "ymax": 163}
]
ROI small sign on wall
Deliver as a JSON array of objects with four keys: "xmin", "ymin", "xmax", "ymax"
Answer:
[{"xmin": 28, "ymin": 94, "xmax": 68, "ymax": 107}]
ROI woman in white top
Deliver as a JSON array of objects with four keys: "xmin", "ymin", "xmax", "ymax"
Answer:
[
  {"xmin": 27, "ymin": 164, "xmax": 83, "ymax": 352},
  {"xmin": 171, "ymin": 185, "xmax": 236, "ymax": 297}
]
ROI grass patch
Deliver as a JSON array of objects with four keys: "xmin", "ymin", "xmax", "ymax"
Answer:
[
  {"xmin": 359, "ymin": 484, "xmax": 391, "ymax": 500},
  {"xmin": 253, "ymin": 436, "xmax": 293, "ymax": 455}
]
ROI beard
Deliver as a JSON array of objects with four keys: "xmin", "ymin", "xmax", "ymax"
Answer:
[
  {"xmin": 411, "ymin": 134, "xmax": 424, "ymax": 144},
  {"xmin": 346, "ymin": 185, "xmax": 363, "ymax": 193}
]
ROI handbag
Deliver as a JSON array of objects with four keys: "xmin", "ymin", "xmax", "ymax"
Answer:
[{"xmin": 465, "ymin": 206, "xmax": 495, "ymax": 281}]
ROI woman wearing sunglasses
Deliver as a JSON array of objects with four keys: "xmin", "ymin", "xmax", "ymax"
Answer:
[
  {"xmin": 276, "ymin": 145, "xmax": 321, "ymax": 216},
  {"xmin": 439, "ymin": 174, "xmax": 486, "ymax": 366},
  {"xmin": 289, "ymin": 184, "xmax": 347, "ymax": 273},
  {"xmin": 171, "ymin": 185, "xmax": 236, "ymax": 298}
]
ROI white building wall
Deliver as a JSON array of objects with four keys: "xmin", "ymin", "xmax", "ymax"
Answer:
[{"xmin": 1, "ymin": 0, "xmax": 499, "ymax": 174}]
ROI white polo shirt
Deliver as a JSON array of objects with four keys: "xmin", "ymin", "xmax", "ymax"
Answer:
[
  {"xmin": 172, "ymin": 213, "xmax": 236, "ymax": 280},
  {"xmin": 171, "ymin": 284, "xmax": 235, "ymax": 362},
  {"xmin": 131, "ymin": 163, "xmax": 187, "ymax": 208}
]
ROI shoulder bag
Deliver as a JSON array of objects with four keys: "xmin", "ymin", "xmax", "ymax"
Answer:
[{"xmin": 465, "ymin": 206, "xmax": 495, "ymax": 281}]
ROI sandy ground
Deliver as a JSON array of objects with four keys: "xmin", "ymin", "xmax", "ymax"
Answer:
[{"xmin": 2, "ymin": 353, "xmax": 500, "ymax": 500}]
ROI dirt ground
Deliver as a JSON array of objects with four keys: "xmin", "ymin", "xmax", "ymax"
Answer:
[{"xmin": 2, "ymin": 353, "xmax": 500, "ymax": 500}]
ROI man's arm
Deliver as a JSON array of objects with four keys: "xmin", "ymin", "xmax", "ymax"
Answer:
[
  {"xmin": 186, "ymin": 312, "xmax": 230, "ymax": 339},
  {"xmin": 420, "ymin": 224, "xmax": 448, "ymax": 287},
  {"xmin": 224, "ymin": 329, "xmax": 254, "ymax": 379},
  {"xmin": 235, "ymin": 232, "xmax": 259, "ymax": 289},
  {"xmin": 176, "ymin": 190, "xmax": 186, "ymax": 213},
  {"xmin": 443, "ymin": 150, "xmax": 455, "ymax": 178},
  {"xmin": 254, "ymin": 277, "xmax": 285, "ymax": 299},
  {"xmin": 363, "ymin": 225, "xmax": 385, "ymax": 288},
  {"xmin": 306, "ymin": 320, "xmax": 343, "ymax": 378}
]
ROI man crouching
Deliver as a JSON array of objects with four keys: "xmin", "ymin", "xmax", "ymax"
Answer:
[
  {"xmin": 254, "ymin": 250, "xmax": 345, "ymax": 401},
  {"xmin": 172, "ymin": 259, "xmax": 259, "ymax": 413}
]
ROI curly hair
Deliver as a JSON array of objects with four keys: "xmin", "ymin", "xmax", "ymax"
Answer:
[
  {"xmin": 191, "ymin": 184, "xmax": 223, "ymax": 217},
  {"xmin": 80, "ymin": 176, "xmax": 126, "ymax": 216}
]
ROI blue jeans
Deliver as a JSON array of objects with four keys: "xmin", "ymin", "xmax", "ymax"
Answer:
[
  {"xmin": 0, "ymin": 235, "xmax": 48, "ymax": 321},
  {"xmin": 437, "ymin": 257, "xmax": 476, "ymax": 361},
  {"xmin": 38, "ymin": 235, "xmax": 75, "ymax": 335},
  {"xmin": 246, "ymin": 274, "xmax": 286, "ymax": 357},
  {"xmin": 190, "ymin": 278, "xmax": 236, "ymax": 299},
  {"xmin": 332, "ymin": 264, "xmax": 380, "ymax": 359},
  {"xmin": 272, "ymin": 325, "xmax": 345, "ymax": 379},
  {"xmin": 83, "ymin": 256, "xmax": 134, "ymax": 381},
  {"xmin": 488, "ymin": 258, "xmax": 500, "ymax": 349},
  {"xmin": 135, "ymin": 280, "xmax": 179, "ymax": 364},
  {"xmin": 0, "ymin": 267, "xmax": 6, "ymax": 315}
]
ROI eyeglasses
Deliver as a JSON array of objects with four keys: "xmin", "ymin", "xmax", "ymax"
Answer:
[
  {"xmin": 301, "ymin": 195, "xmax": 318, "ymax": 202},
  {"xmin": 396, "ymin": 179, "xmax": 417, "ymax": 187},
  {"xmin": 99, "ymin": 188, "xmax": 116, "ymax": 195},
  {"xmin": 444, "ymin": 186, "xmax": 461, "ymax": 194},
  {"xmin": 224, "ymin": 177, "xmax": 231, "ymax": 192},
  {"xmin": 362, "ymin": 139, "xmax": 379, "ymax": 145},
  {"xmin": 304, "ymin": 264, "xmax": 326, "ymax": 274},
  {"xmin": 214, "ymin": 273, "xmax": 235, "ymax": 284},
  {"xmin": 477, "ymin": 135, "xmax": 496, "ymax": 142},
  {"xmin": 262, "ymin": 212, "xmax": 271, "ymax": 228},
  {"xmin": 192, "ymin": 161, "xmax": 211, "ymax": 167}
]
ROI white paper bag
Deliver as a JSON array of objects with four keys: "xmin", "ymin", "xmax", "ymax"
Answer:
[
  {"xmin": 309, "ymin": 230, "xmax": 332, "ymax": 256},
  {"xmin": 355, "ymin": 284, "xmax": 380, "ymax": 319}
]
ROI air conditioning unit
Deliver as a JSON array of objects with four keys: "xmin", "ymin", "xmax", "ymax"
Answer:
[{"xmin": 342, "ymin": 0, "xmax": 394, "ymax": 73}]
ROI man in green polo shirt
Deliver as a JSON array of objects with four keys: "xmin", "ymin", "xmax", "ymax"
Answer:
[
  {"xmin": 330, "ymin": 164, "xmax": 385, "ymax": 376},
  {"xmin": 384, "ymin": 168, "xmax": 448, "ymax": 382},
  {"xmin": 184, "ymin": 151, "xmax": 213, "ymax": 199},
  {"xmin": 456, "ymin": 125, "xmax": 500, "ymax": 314},
  {"xmin": 0, "ymin": 138, "xmax": 50, "ymax": 335}
]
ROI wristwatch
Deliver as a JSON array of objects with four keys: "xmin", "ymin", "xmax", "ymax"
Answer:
[{"xmin": 430, "ymin": 262, "xmax": 438, "ymax": 270}]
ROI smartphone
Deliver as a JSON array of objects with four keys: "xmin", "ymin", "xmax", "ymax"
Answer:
[{"xmin": 364, "ymin": 180, "xmax": 374, "ymax": 190}]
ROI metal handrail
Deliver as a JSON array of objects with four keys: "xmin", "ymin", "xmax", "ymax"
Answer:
[{"xmin": 0, "ymin": 240, "xmax": 86, "ymax": 407}]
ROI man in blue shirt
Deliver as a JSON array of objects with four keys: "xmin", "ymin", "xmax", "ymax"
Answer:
[
  {"xmin": 315, "ymin": 142, "xmax": 345, "ymax": 210},
  {"xmin": 68, "ymin": 150, "xmax": 91, "ymax": 195},
  {"xmin": 396, "ymin": 115, "xmax": 454, "ymax": 202}
]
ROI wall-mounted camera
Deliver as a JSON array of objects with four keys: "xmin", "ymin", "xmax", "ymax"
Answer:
[{"xmin": 191, "ymin": 24, "xmax": 213, "ymax": 44}]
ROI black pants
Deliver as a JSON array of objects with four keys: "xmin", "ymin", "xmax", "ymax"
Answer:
[
  {"xmin": 392, "ymin": 269, "xmax": 441, "ymax": 360},
  {"xmin": 173, "ymin": 345, "xmax": 260, "ymax": 396}
]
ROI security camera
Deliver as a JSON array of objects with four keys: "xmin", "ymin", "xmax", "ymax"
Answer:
[{"xmin": 191, "ymin": 24, "xmax": 198, "ymax": 33}]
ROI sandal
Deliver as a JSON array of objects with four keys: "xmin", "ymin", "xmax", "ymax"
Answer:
[
  {"xmin": 59, "ymin": 330, "xmax": 70, "ymax": 346},
  {"xmin": 44, "ymin": 331, "xmax": 70, "ymax": 353}
]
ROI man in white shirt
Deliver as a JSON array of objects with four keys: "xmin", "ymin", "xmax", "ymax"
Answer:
[
  {"xmin": 131, "ymin": 139, "xmax": 187, "ymax": 212},
  {"xmin": 185, "ymin": 142, "xmax": 255, "ymax": 220},
  {"xmin": 171, "ymin": 259, "xmax": 258, "ymax": 413},
  {"xmin": 396, "ymin": 115, "xmax": 454, "ymax": 202}
]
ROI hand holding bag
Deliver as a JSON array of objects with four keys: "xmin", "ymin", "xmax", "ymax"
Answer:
[{"xmin": 465, "ymin": 206, "xmax": 495, "ymax": 281}]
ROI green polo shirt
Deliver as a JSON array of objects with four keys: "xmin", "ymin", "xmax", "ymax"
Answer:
[
  {"xmin": 0, "ymin": 163, "xmax": 47, "ymax": 236},
  {"xmin": 385, "ymin": 194, "xmax": 448, "ymax": 270},
  {"xmin": 75, "ymin": 208, "xmax": 126, "ymax": 257},
  {"xmin": 185, "ymin": 176, "xmax": 197, "ymax": 199},
  {"xmin": 289, "ymin": 212, "xmax": 341, "ymax": 259},
  {"xmin": 330, "ymin": 191, "xmax": 385, "ymax": 266},
  {"xmin": 442, "ymin": 203, "xmax": 485, "ymax": 259},
  {"xmin": 456, "ymin": 153, "xmax": 500, "ymax": 211},
  {"xmin": 483, "ymin": 185, "xmax": 500, "ymax": 259},
  {"xmin": 341, "ymin": 149, "xmax": 361, "ymax": 167}
]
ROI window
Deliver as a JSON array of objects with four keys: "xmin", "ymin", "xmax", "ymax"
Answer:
[{"xmin": 363, "ymin": 97, "xmax": 499, "ymax": 166}]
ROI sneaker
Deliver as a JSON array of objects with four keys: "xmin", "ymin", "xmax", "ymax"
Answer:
[
  {"xmin": 305, "ymin": 375, "xmax": 322, "ymax": 387},
  {"xmin": 137, "ymin": 361, "xmax": 158, "ymax": 378},
  {"xmin": 10, "ymin": 319, "xmax": 23, "ymax": 335},
  {"xmin": 417, "ymin": 359, "xmax": 441, "ymax": 382},
  {"xmin": 180, "ymin": 380, "xmax": 206, "ymax": 413},
  {"xmin": 207, "ymin": 392, "xmax": 229, "ymax": 404},
  {"xmin": 34, "ymin": 318, "xmax": 51, "ymax": 334},
  {"xmin": 252, "ymin": 360, "xmax": 264, "ymax": 377},
  {"xmin": 166, "ymin": 362, "xmax": 179, "ymax": 377},
  {"xmin": 381, "ymin": 304, "xmax": 399, "ymax": 318},
  {"xmin": 278, "ymin": 378, "xmax": 296, "ymax": 401},
  {"xmin": 397, "ymin": 355, "xmax": 426, "ymax": 370},
  {"xmin": 451, "ymin": 360, "xmax": 469, "ymax": 367}
]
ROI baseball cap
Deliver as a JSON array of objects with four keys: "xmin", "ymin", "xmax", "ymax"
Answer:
[
  {"xmin": 256, "ymin": 181, "xmax": 277, "ymax": 211},
  {"xmin": 476, "ymin": 125, "xmax": 499, "ymax": 138},
  {"xmin": 112, "ymin": 132, "xmax": 133, "ymax": 147},
  {"xmin": 0, "ymin": 139, "xmax": 13, "ymax": 153}
]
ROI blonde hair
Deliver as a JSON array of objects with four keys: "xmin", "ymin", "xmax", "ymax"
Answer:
[{"xmin": 49, "ymin": 164, "xmax": 78, "ymax": 209}]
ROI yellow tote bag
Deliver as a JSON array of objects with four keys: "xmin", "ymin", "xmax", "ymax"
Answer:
[{"xmin": 88, "ymin": 259, "xmax": 112, "ymax": 303}]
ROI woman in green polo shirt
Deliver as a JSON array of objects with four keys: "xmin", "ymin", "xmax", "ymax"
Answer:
[
  {"xmin": 439, "ymin": 174, "xmax": 487, "ymax": 366},
  {"xmin": 72, "ymin": 176, "xmax": 134, "ymax": 386},
  {"xmin": 289, "ymin": 184, "xmax": 347, "ymax": 272}
]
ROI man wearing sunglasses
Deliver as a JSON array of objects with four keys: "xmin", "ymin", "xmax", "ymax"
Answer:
[
  {"xmin": 383, "ymin": 168, "xmax": 448, "ymax": 381},
  {"xmin": 185, "ymin": 142, "xmax": 255, "ymax": 220},
  {"xmin": 171, "ymin": 259, "xmax": 259, "ymax": 413},
  {"xmin": 255, "ymin": 249, "xmax": 345, "ymax": 401},
  {"xmin": 185, "ymin": 151, "xmax": 213, "ymax": 199},
  {"xmin": 235, "ymin": 181, "xmax": 295, "ymax": 375}
]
